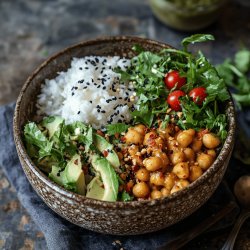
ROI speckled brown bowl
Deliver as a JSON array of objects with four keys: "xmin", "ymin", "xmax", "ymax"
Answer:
[{"xmin": 13, "ymin": 36, "xmax": 236, "ymax": 235}]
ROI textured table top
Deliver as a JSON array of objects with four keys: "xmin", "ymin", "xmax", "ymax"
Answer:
[{"xmin": 0, "ymin": 0, "xmax": 250, "ymax": 249}]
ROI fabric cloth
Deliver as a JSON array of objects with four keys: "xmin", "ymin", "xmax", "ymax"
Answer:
[{"xmin": 1, "ymin": 102, "xmax": 249, "ymax": 250}]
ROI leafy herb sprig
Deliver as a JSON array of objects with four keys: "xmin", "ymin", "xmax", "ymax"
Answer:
[
  {"xmin": 117, "ymin": 34, "xmax": 230, "ymax": 140},
  {"xmin": 216, "ymin": 48, "xmax": 250, "ymax": 109}
]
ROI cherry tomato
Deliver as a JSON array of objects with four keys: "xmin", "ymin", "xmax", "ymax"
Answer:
[
  {"xmin": 164, "ymin": 70, "xmax": 186, "ymax": 90},
  {"xmin": 189, "ymin": 87, "xmax": 207, "ymax": 105},
  {"xmin": 167, "ymin": 90, "xmax": 185, "ymax": 111}
]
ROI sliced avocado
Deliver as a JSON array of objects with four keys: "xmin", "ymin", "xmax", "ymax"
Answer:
[
  {"xmin": 86, "ymin": 176, "xmax": 105, "ymax": 200},
  {"xmin": 65, "ymin": 154, "xmax": 86, "ymax": 195},
  {"xmin": 93, "ymin": 134, "xmax": 120, "ymax": 170},
  {"xmin": 49, "ymin": 165, "xmax": 67, "ymax": 186},
  {"xmin": 90, "ymin": 154, "xmax": 118, "ymax": 201},
  {"xmin": 42, "ymin": 116, "xmax": 64, "ymax": 139}
]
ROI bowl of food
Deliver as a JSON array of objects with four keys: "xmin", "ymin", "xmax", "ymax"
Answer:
[
  {"xmin": 13, "ymin": 35, "xmax": 236, "ymax": 235},
  {"xmin": 150, "ymin": 0, "xmax": 228, "ymax": 31}
]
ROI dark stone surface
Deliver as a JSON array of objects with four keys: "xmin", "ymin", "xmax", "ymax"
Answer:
[{"xmin": 0, "ymin": 0, "xmax": 250, "ymax": 249}]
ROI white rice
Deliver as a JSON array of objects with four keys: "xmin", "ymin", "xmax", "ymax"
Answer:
[{"xmin": 37, "ymin": 56, "xmax": 137, "ymax": 129}]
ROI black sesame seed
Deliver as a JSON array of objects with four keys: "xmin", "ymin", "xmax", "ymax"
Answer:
[
  {"xmin": 95, "ymin": 66, "xmax": 98, "ymax": 71},
  {"xmin": 97, "ymin": 109, "xmax": 100, "ymax": 113},
  {"xmin": 102, "ymin": 86, "xmax": 106, "ymax": 90},
  {"xmin": 97, "ymin": 85, "xmax": 101, "ymax": 88},
  {"xmin": 77, "ymin": 111, "xmax": 80, "ymax": 114},
  {"xmin": 85, "ymin": 67, "xmax": 89, "ymax": 70},
  {"xmin": 72, "ymin": 93, "xmax": 75, "ymax": 96},
  {"xmin": 95, "ymin": 58, "xmax": 99, "ymax": 63},
  {"xmin": 74, "ymin": 87, "xmax": 78, "ymax": 90},
  {"xmin": 89, "ymin": 101, "xmax": 92, "ymax": 103},
  {"xmin": 101, "ymin": 110, "xmax": 106, "ymax": 113},
  {"xmin": 86, "ymin": 82, "xmax": 90, "ymax": 85},
  {"xmin": 121, "ymin": 115, "xmax": 125, "ymax": 118},
  {"xmin": 79, "ymin": 67, "xmax": 82, "ymax": 70},
  {"xmin": 119, "ymin": 97, "xmax": 123, "ymax": 100},
  {"xmin": 118, "ymin": 119, "xmax": 122, "ymax": 123}
]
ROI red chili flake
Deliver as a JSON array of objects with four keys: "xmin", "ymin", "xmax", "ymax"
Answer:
[
  {"xmin": 149, "ymin": 133, "xmax": 156, "ymax": 139},
  {"xmin": 103, "ymin": 150, "xmax": 109, "ymax": 157},
  {"xmin": 132, "ymin": 165, "xmax": 139, "ymax": 172},
  {"xmin": 97, "ymin": 130, "xmax": 105, "ymax": 137},
  {"xmin": 197, "ymin": 129, "xmax": 209, "ymax": 138},
  {"xmin": 82, "ymin": 166, "xmax": 88, "ymax": 175},
  {"xmin": 114, "ymin": 133, "xmax": 119, "ymax": 139},
  {"xmin": 74, "ymin": 159, "xmax": 79, "ymax": 165},
  {"xmin": 125, "ymin": 181, "xmax": 134, "ymax": 192},
  {"xmin": 120, "ymin": 136, "xmax": 126, "ymax": 142}
]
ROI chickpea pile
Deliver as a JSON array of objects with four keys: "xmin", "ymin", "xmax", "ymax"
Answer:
[{"xmin": 117, "ymin": 123, "xmax": 221, "ymax": 200}]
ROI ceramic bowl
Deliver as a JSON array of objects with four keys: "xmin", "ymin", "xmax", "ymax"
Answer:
[{"xmin": 13, "ymin": 36, "xmax": 236, "ymax": 235}]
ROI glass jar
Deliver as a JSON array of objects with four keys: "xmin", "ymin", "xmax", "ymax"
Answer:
[{"xmin": 149, "ymin": 0, "xmax": 229, "ymax": 31}]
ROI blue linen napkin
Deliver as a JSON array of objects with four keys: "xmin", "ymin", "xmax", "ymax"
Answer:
[{"xmin": 0, "ymin": 102, "xmax": 248, "ymax": 250}]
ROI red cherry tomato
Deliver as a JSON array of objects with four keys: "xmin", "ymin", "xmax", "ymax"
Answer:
[
  {"xmin": 189, "ymin": 87, "xmax": 207, "ymax": 105},
  {"xmin": 164, "ymin": 70, "xmax": 186, "ymax": 90},
  {"xmin": 167, "ymin": 90, "xmax": 185, "ymax": 111}
]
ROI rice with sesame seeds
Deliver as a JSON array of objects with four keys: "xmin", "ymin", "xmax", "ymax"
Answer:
[{"xmin": 37, "ymin": 56, "xmax": 136, "ymax": 128}]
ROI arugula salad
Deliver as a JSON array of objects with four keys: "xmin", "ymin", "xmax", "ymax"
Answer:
[{"xmin": 24, "ymin": 34, "xmax": 230, "ymax": 202}]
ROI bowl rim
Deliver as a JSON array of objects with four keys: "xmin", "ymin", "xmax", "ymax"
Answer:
[{"xmin": 13, "ymin": 35, "xmax": 236, "ymax": 209}]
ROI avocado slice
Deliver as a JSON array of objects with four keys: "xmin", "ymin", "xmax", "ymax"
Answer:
[
  {"xmin": 93, "ymin": 134, "xmax": 120, "ymax": 170},
  {"xmin": 49, "ymin": 165, "xmax": 68, "ymax": 186},
  {"xmin": 90, "ymin": 154, "xmax": 119, "ymax": 201},
  {"xmin": 86, "ymin": 176, "xmax": 105, "ymax": 200},
  {"xmin": 65, "ymin": 154, "xmax": 86, "ymax": 195},
  {"xmin": 42, "ymin": 116, "xmax": 64, "ymax": 139}
]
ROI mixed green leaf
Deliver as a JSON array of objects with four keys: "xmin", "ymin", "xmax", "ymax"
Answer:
[
  {"xmin": 216, "ymin": 48, "xmax": 250, "ymax": 109},
  {"xmin": 117, "ymin": 34, "xmax": 230, "ymax": 140}
]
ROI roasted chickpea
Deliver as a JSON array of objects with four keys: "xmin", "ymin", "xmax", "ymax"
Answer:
[
  {"xmin": 132, "ymin": 182, "xmax": 150, "ymax": 198},
  {"xmin": 155, "ymin": 136, "xmax": 165, "ymax": 147},
  {"xmin": 191, "ymin": 138, "xmax": 203, "ymax": 152},
  {"xmin": 124, "ymin": 128, "xmax": 144, "ymax": 145},
  {"xmin": 177, "ymin": 131, "xmax": 194, "ymax": 148},
  {"xmin": 170, "ymin": 151, "xmax": 186, "ymax": 165},
  {"xmin": 185, "ymin": 129, "xmax": 196, "ymax": 136},
  {"xmin": 143, "ymin": 131, "xmax": 157, "ymax": 146},
  {"xmin": 172, "ymin": 162, "xmax": 189, "ymax": 179},
  {"xmin": 167, "ymin": 138, "xmax": 179, "ymax": 151},
  {"xmin": 136, "ymin": 168, "xmax": 150, "ymax": 182},
  {"xmin": 128, "ymin": 145, "xmax": 139, "ymax": 156},
  {"xmin": 152, "ymin": 150, "xmax": 169, "ymax": 168},
  {"xmin": 189, "ymin": 165, "xmax": 203, "ymax": 182},
  {"xmin": 203, "ymin": 133, "xmax": 221, "ymax": 149},
  {"xmin": 183, "ymin": 148, "xmax": 195, "ymax": 161},
  {"xmin": 197, "ymin": 153, "xmax": 214, "ymax": 170},
  {"xmin": 143, "ymin": 156, "xmax": 163, "ymax": 171},
  {"xmin": 164, "ymin": 173, "xmax": 176, "ymax": 190},
  {"xmin": 207, "ymin": 149, "xmax": 216, "ymax": 158},
  {"xmin": 161, "ymin": 187, "xmax": 170, "ymax": 197},
  {"xmin": 150, "ymin": 172, "xmax": 165, "ymax": 186},
  {"xmin": 170, "ymin": 179, "xmax": 190, "ymax": 194},
  {"xmin": 133, "ymin": 124, "xmax": 146, "ymax": 136},
  {"xmin": 151, "ymin": 190, "xmax": 162, "ymax": 199}
]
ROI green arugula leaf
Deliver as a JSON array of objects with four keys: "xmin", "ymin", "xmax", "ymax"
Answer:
[
  {"xmin": 182, "ymin": 34, "xmax": 215, "ymax": 52},
  {"xmin": 106, "ymin": 123, "xmax": 129, "ymax": 135},
  {"xmin": 121, "ymin": 190, "xmax": 134, "ymax": 202},
  {"xmin": 234, "ymin": 49, "xmax": 250, "ymax": 73}
]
